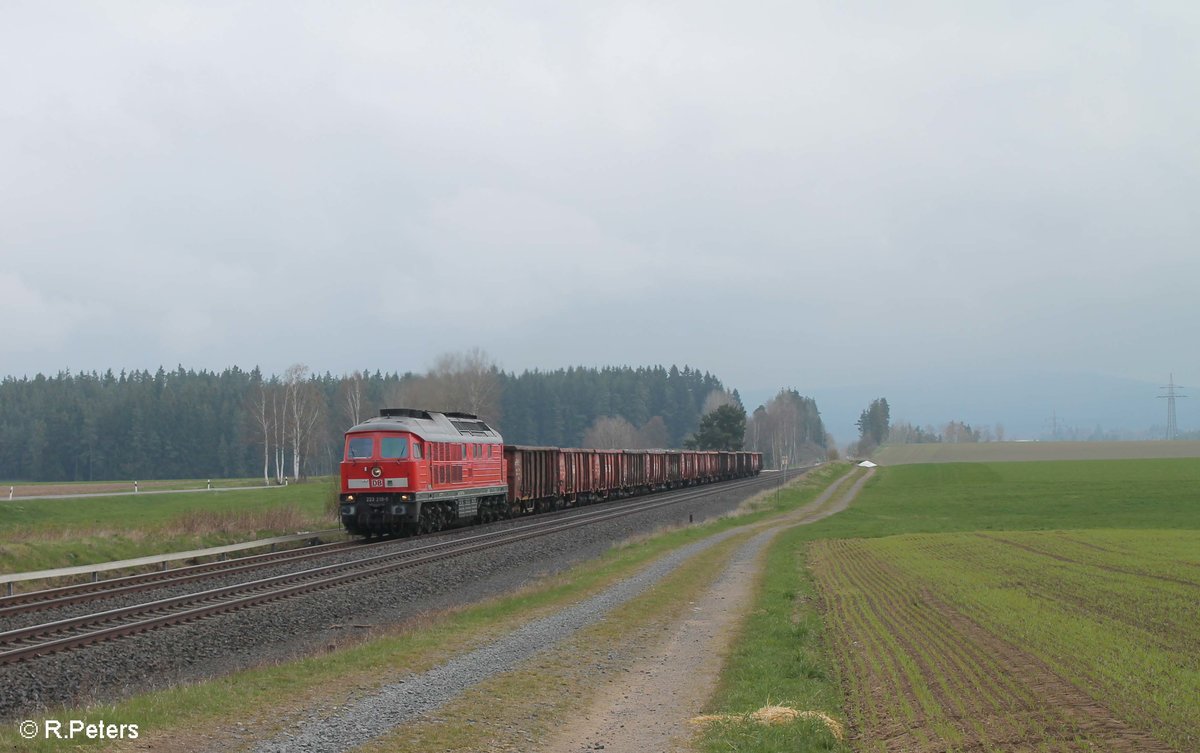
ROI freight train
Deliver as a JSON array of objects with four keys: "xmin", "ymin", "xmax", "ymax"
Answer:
[{"xmin": 338, "ymin": 408, "xmax": 762, "ymax": 536}]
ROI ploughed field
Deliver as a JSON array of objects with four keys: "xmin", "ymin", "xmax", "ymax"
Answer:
[{"xmin": 805, "ymin": 460, "xmax": 1199, "ymax": 753}]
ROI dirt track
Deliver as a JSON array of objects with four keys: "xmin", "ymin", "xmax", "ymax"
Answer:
[{"xmin": 538, "ymin": 468, "xmax": 869, "ymax": 752}]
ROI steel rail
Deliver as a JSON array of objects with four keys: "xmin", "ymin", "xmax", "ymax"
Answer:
[
  {"xmin": 0, "ymin": 473, "xmax": 787, "ymax": 664},
  {"xmin": 0, "ymin": 539, "xmax": 364, "ymax": 616}
]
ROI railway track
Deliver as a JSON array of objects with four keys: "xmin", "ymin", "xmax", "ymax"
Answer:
[
  {"xmin": 0, "ymin": 472, "xmax": 793, "ymax": 665},
  {"xmin": 0, "ymin": 538, "xmax": 362, "ymax": 617}
]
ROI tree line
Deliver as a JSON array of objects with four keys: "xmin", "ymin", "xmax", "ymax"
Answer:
[
  {"xmin": 887, "ymin": 420, "xmax": 1007, "ymax": 444},
  {"xmin": 849, "ymin": 396, "xmax": 1013, "ymax": 451},
  {"xmin": 0, "ymin": 357, "xmax": 827, "ymax": 482},
  {"xmin": 744, "ymin": 389, "xmax": 830, "ymax": 467}
]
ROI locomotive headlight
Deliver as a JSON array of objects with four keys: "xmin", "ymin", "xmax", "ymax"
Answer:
[
  {"xmin": 370, "ymin": 466, "xmax": 382, "ymax": 478},
  {"xmin": 346, "ymin": 495, "xmax": 355, "ymax": 502}
]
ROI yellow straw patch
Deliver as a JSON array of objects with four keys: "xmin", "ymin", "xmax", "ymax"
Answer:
[{"xmin": 691, "ymin": 705, "xmax": 845, "ymax": 740}]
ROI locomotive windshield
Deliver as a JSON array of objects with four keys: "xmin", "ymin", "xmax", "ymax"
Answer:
[
  {"xmin": 346, "ymin": 436, "xmax": 373, "ymax": 459},
  {"xmin": 380, "ymin": 436, "xmax": 409, "ymax": 459}
]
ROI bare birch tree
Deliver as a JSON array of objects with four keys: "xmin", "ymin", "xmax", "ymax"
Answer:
[
  {"xmin": 292, "ymin": 381, "xmax": 327, "ymax": 479},
  {"xmin": 388, "ymin": 349, "xmax": 502, "ymax": 424},
  {"xmin": 248, "ymin": 378, "xmax": 274, "ymax": 485},
  {"xmin": 582, "ymin": 415, "xmax": 641, "ymax": 448},
  {"xmin": 701, "ymin": 389, "xmax": 738, "ymax": 416},
  {"xmin": 745, "ymin": 389, "xmax": 827, "ymax": 467},
  {"xmin": 272, "ymin": 384, "xmax": 288, "ymax": 484},
  {"xmin": 283, "ymin": 364, "xmax": 327, "ymax": 480},
  {"xmin": 429, "ymin": 347, "xmax": 502, "ymax": 421},
  {"xmin": 338, "ymin": 370, "xmax": 365, "ymax": 428},
  {"xmin": 637, "ymin": 416, "xmax": 669, "ymax": 448}
]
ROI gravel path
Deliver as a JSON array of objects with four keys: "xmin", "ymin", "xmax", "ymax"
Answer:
[
  {"xmin": 539, "ymin": 527, "xmax": 775, "ymax": 753},
  {"xmin": 252, "ymin": 531, "xmax": 742, "ymax": 753}
]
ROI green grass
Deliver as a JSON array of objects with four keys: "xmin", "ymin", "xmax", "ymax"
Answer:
[
  {"xmin": 2, "ymin": 477, "xmax": 266, "ymax": 492},
  {"xmin": 697, "ymin": 528, "xmax": 848, "ymax": 752},
  {"xmin": 0, "ymin": 479, "xmax": 334, "ymax": 535},
  {"xmin": 805, "ymin": 458, "xmax": 1200, "ymax": 538},
  {"xmin": 0, "ymin": 479, "xmax": 337, "ymax": 575}
]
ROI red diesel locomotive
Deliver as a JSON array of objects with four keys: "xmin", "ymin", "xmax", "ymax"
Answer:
[{"xmin": 338, "ymin": 408, "xmax": 762, "ymax": 537}]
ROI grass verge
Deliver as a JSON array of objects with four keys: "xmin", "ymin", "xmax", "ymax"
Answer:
[
  {"xmin": 695, "ymin": 528, "xmax": 848, "ymax": 752},
  {"xmin": 0, "ymin": 480, "xmax": 337, "ymax": 576}
]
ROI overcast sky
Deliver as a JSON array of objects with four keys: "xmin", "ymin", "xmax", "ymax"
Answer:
[{"xmin": 3, "ymin": 2, "xmax": 1197, "ymax": 436}]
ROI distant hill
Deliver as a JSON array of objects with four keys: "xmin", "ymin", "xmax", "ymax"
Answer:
[{"xmin": 744, "ymin": 369, "xmax": 1193, "ymax": 447}]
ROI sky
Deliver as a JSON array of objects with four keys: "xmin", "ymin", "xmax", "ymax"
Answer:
[{"xmin": 2, "ymin": 2, "xmax": 1198, "ymax": 441}]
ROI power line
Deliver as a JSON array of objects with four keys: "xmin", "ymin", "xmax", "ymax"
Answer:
[
  {"xmin": 1158, "ymin": 374, "xmax": 1188, "ymax": 440},
  {"xmin": 1044, "ymin": 410, "xmax": 1064, "ymax": 441}
]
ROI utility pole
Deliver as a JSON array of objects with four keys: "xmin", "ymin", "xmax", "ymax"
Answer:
[
  {"xmin": 1045, "ymin": 410, "xmax": 1063, "ymax": 441},
  {"xmin": 1158, "ymin": 374, "xmax": 1187, "ymax": 440}
]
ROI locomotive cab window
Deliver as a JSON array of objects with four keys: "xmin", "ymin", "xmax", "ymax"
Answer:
[
  {"xmin": 347, "ymin": 437, "xmax": 373, "ymax": 460},
  {"xmin": 412, "ymin": 443, "xmax": 422, "ymax": 459},
  {"xmin": 380, "ymin": 436, "xmax": 409, "ymax": 459}
]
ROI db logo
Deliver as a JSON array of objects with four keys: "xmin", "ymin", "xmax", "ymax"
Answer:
[{"xmin": 370, "ymin": 478, "xmax": 384, "ymax": 488}]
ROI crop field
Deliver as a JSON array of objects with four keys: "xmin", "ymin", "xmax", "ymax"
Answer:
[
  {"xmin": 801, "ymin": 459, "xmax": 1199, "ymax": 752},
  {"xmin": 811, "ymin": 530, "xmax": 1197, "ymax": 751},
  {"xmin": 700, "ymin": 459, "xmax": 1198, "ymax": 753},
  {"xmin": 873, "ymin": 440, "xmax": 1200, "ymax": 465}
]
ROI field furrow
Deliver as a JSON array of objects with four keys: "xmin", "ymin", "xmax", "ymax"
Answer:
[
  {"xmin": 810, "ymin": 537, "xmax": 1182, "ymax": 752},
  {"xmin": 978, "ymin": 532, "xmax": 1200, "ymax": 587},
  {"xmin": 878, "ymin": 530, "xmax": 1200, "ymax": 748},
  {"xmin": 897, "ymin": 535, "xmax": 1200, "ymax": 652}
]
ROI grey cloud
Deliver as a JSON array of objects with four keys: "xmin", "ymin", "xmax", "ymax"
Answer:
[{"xmin": 1, "ymin": 2, "xmax": 1196, "ymax": 438}]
